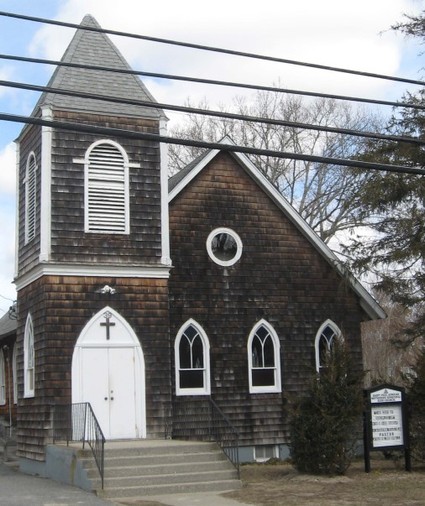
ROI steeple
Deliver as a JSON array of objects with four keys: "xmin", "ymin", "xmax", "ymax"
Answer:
[{"xmin": 35, "ymin": 14, "xmax": 164, "ymax": 119}]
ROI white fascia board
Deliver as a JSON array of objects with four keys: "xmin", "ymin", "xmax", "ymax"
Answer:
[
  {"xmin": 15, "ymin": 263, "xmax": 171, "ymax": 291},
  {"xmin": 14, "ymin": 141, "xmax": 20, "ymax": 279},
  {"xmin": 168, "ymin": 147, "xmax": 221, "ymax": 203},
  {"xmin": 160, "ymin": 118, "xmax": 171, "ymax": 265},
  {"xmin": 39, "ymin": 106, "xmax": 53, "ymax": 262}
]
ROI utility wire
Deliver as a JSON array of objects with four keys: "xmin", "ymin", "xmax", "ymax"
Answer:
[
  {"xmin": 1, "ymin": 10, "xmax": 424, "ymax": 87},
  {"xmin": 1, "ymin": 53, "xmax": 424, "ymax": 111},
  {"xmin": 1, "ymin": 112, "xmax": 423, "ymax": 175},
  {"xmin": 2, "ymin": 79, "xmax": 423, "ymax": 146}
]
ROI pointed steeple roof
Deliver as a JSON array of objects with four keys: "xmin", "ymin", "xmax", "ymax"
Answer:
[{"xmin": 35, "ymin": 15, "xmax": 164, "ymax": 119}]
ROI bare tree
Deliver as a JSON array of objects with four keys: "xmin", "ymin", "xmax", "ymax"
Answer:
[{"xmin": 168, "ymin": 91, "xmax": 382, "ymax": 244}]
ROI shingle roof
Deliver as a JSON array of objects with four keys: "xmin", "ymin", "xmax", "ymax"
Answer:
[
  {"xmin": 0, "ymin": 309, "xmax": 17, "ymax": 341},
  {"xmin": 34, "ymin": 14, "xmax": 165, "ymax": 119}
]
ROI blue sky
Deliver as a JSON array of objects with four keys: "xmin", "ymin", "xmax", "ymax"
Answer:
[{"xmin": 0, "ymin": 0, "xmax": 424, "ymax": 314}]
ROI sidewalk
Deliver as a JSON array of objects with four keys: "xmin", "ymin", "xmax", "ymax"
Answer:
[{"xmin": 0, "ymin": 460, "xmax": 250, "ymax": 506}]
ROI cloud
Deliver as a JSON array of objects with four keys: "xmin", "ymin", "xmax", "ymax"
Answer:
[{"xmin": 0, "ymin": 142, "xmax": 16, "ymax": 195}]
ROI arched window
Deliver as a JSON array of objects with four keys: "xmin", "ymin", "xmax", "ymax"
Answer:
[
  {"xmin": 25, "ymin": 152, "xmax": 37, "ymax": 243},
  {"xmin": 0, "ymin": 350, "xmax": 5, "ymax": 405},
  {"xmin": 175, "ymin": 319, "xmax": 210, "ymax": 395},
  {"xmin": 24, "ymin": 313, "xmax": 35, "ymax": 398},
  {"xmin": 84, "ymin": 140, "xmax": 130, "ymax": 234},
  {"xmin": 248, "ymin": 320, "xmax": 282, "ymax": 393},
  {"xmin": 315, "ymin": 319, "xmax": 342, "ymax": 372}
]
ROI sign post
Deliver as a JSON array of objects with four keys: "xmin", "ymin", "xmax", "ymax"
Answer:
[{"xmin": 364, "ymin": 384, "xmax": 411, "ymax": 472}]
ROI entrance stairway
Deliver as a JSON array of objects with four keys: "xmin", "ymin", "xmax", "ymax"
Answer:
[{"xmin": 80, "ymin": 440, "xmax": 241, "ymax": 500}]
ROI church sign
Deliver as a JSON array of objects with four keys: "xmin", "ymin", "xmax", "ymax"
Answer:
[{"xmin": 363, "ymin": 384, "xmax": 411, "ymax": 472}]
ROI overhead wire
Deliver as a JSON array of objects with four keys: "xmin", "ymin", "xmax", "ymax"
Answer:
[
  {"xmin": 1, "ymin": 112, "xmax": 424, "ymax": 175},
  {"xmin": 0, "ymin": 10, "xmax": 424, "ymax": 87},
  {"xmin": 2, "ymin": 79, "xmax": 423, "ymax": 146},
  {"xmin": 1, "ymin": 53, "xmax": 424, "ymax": 111}
]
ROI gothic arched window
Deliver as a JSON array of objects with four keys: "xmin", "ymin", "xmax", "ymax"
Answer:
[
  {"xmin": 248, "ymin": 320, "xmax": 282, "ymax": 393},
  {"xmin": 175, "ymin": 320, "xmax": 210, "ymax": 395},
  {"xmin": 24, "ymin": 313, "xmax": 35, "ymax": 398},
  {"xmin": 315, "ymin": 320, "xmax": 342, "ymax": 372}
]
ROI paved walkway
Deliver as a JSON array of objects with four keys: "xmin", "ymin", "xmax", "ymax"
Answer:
[{"xmin": 0, "ymin": 460, "xmax": 249, "ymax": 506}]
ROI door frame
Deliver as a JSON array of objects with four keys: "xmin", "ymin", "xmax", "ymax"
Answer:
[{"xmin": 71, "ymin": 306, "xmax": 146, "ymax": 439}]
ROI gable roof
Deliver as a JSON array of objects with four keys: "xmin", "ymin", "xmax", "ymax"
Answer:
[
  {"xmin": 0, "ymin": 308, "xmax": 17, "ymax": 342},
  {"xmin": 169, "ymin": 138, "xmax": 385, "ymax": 321},
  {"xmin": 33, "ymin": 15, "xmax": 165, "ymax": 119}
]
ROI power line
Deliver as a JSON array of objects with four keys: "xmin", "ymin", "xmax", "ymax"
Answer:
[
  {"xmin": 1, "ymin": 10, "xmax": 424, "ymax": 87},
  {"xmin": 1, "ymin": 53, "xmax": 424, "ymax": 111},
  {"xmin": 2, "ymin": 79, "xmax": 423, "ymax": 146},
  {"xmin": 1, "ymin": 112, "xmax": 423, "ymax": 175}
]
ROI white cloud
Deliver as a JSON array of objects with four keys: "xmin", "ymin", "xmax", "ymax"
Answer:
[{"xmin": 0, "ymin": 142, "xmax": 16, "ymax": 195}]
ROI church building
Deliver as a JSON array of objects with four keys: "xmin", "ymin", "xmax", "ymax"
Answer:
[{"xmin": 6, "ymin": 15, "xmax": 385, "ymax": 475}]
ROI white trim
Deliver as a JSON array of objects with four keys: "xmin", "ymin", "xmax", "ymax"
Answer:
[
  {"xmin": 175, "ymin": 319, "xmax": 211, "ymax": 396},
  {"xmin": 24, "ymin": 152, "xmax": 37, "ymax": 244},
  {"xmin": 39, "ymin": 107, "xmax": 53, "ymax": 262},
  {"xmin": 14, "ymin": 141, "xmax": 20, "ymax": 279},
  {"xmin": 14, "ymin": 262, "xmax": 171, "ymax": 291},
  {"xmin": 0, "ymin": 350, "xmax": 5, "ymax": 406},
  {"xmin": 169, "ymin": 137, "xmax": 385, "ymax": 321},
  {"xmin": 12, "ymin": 344, "xmax": 18, "ymax": 404},
  {"xmin": 83, "ymin": 140, "xmax": 133, "ymax": 234},
  {"xmin": 160, "ymin": 118, "xmax": 171, "ymax": 266},
  {"xmin": 24, "ymin": 313, "xmax": 35, "ymax": 398},
  {"xmin": 206, "ymin": 227, "xmax": 243, "ymax": 267},
  {"xmin": 247, "ymin": 319, "xmax": 282, "ymax": 394},
  {"xmin": 314, "ymin": 319, "xmax": 342, "ymax": 373}
]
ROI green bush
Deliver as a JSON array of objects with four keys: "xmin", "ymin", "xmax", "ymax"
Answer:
[{"xmin": 289, "ymin": 341, "xmax": 364, "ymax": 475}]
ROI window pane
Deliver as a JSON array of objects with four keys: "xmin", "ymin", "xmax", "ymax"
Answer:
[
  {"xmin": 180, "ymin": 370, "xmax": 204, "ymax": 389},
  {"xmin": 263, "ymin": 337, "xmax": 275, "ymax": 367},
  {"xmin": 252, "ymin": 368, "xmax": 275, "ymax": 387},
  {"xmin": 192, "ymin": 335, "xmax": 204, "ymax": 368},
  {"xmin": 252, "ymin": 336, "xmax": 262, "ymax": 367},
  {"xmin": 179, "ymin": 336, "xmax": 191, "ymax": 369},
  {"xmin": 211, "ymin": 233, "xmax": 237, "ymax": 261}
]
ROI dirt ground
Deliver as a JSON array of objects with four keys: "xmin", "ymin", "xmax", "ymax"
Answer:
[{"xmin": 223, "ymin": 455, "xmax": 425, "ymax": 505}]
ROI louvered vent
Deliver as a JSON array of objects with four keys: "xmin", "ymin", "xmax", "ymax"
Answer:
[
  {"xmin": 87, "ymin": 143, "xmax": 128, "ymax": 233},
  {"xmin": 25, "ymin": 154, "xmax": 36, "ymax": 243}
]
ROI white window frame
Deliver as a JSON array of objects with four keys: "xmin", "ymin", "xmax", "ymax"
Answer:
[
  {"xmin": 0, "ymin": 350, "xmax": 5, "ymax": 406},
  {"xmin": 24, "ymin": 313, "xmax": 35, "ymax": 398},
  {"xmin": 12, "ymin": 344, "xmax": 18, "ymax": 404},
  {"xmin": 83, "ymin": 140, "xmax": 131, "ymax": 234},
  {"xmin": 175, "ymin": 319, "xmax": 211, "ymax": 396},
  {"xmin": 206, "ymin": 227, "xmax": 243, "ymax": 267},
  {"xmin": 248, "ymin": 319, "xmax": 282, "ymax": 394},
  {"xmin": 315, "ymin": 319, "xmax": 342, "ymax": 373},
  {"xmin": 254, "ymin": 444, "xmax": 279, "ymax": 462},
  {"xmin": 24, "ymin": 152, "xmax": 37, "ymax": 244}
]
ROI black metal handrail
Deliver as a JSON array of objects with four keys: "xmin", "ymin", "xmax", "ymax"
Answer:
[
  {"xmin": 173, "ymin": 397, "xmax": 240, "ymax": 477},
  {"xmin": 52, "ymin": 403, "xmax": 105, "ymax": 488}
]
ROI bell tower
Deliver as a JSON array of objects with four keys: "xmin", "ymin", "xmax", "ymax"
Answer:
[{"xmin": 14, "ymin": 15, "xmax": 172, "ymax": 468}]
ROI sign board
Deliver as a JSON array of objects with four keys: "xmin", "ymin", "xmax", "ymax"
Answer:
[{"xmin": 363, "ymin": 384, "xmax": 410, "ymax": 472}]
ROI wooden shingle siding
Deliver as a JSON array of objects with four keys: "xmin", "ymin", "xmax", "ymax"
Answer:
[
  {"xmin": 50, "ymin": 111, "xmax": 162, "ymax": 265},
  {"xmin": 17, "ymin": 123, "xmax": 42, "ymax": 276},
  {"xmin": 169, "ymin": 152, "xmax": 366, "ymax": 445},
  {"xmin": 16, "ymin": 274, "xmax": 171, "ymax": 459}
]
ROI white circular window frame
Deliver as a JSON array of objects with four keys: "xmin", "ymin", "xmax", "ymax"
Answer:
[{"xmin": 206, "ymin": 227, "xmax": 243, "ymax": 267}]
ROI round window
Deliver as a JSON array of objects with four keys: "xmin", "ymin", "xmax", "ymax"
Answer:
[{"xmin": 206, "ymin": 228, "xmax": 243, "ymax": 267}]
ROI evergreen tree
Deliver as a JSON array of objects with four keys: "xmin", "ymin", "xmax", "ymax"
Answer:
[
  {"xmin": 289, "ymin": 341, "xmax": 363, "ymax": 475},
  {"xmin": 344, "ymin": 11, "xmax": 425, "ymax": 340}
]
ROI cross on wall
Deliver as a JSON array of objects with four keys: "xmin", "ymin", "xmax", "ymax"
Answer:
[{"xmin": 100, "ymin": 311, "xmax": 115, "ymax": 340}]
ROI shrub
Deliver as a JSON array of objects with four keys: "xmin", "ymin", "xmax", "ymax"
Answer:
[{"xmin": 289, "ymin": 340, "xmax": 364, "ymax": 475}]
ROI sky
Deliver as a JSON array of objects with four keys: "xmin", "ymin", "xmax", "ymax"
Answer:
[{"xmin": 0, "ymin": 0, "xmax": 424, "ymax": 314}]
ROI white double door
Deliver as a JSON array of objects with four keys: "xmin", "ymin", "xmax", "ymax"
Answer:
[{"xmin": 72, "ymin": 307, "xmax": 146, "ymax": 440}]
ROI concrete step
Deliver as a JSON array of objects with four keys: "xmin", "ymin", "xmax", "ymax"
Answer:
[
  {"xmin": 99, "ymin": 478, "xmax": 242, "ymax": 498},
  {"xmin": 86, "ymin": 459, "xmax": 234, "ymax": 478},
  {"xmin": 78, "ymin": 440, "xmax": 241, "ymax": 499}
]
